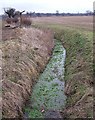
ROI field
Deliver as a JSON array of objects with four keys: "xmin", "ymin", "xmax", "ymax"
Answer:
[
  {"xmin": 32, "ymin": 16, "xmax": 93, "ymax": 118},
  {"xmin": 1, "ymin": 16, "xmax": 93, "ymax": 118},
  {"xmin": 32, "ymin": 16, "xmax": 93, "ymax": 31}
]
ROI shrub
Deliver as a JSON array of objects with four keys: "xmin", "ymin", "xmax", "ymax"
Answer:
[
  {"xmin": 21, "ymin": 17, "xmax": 32, "ymax": 26},
  {"xmin": 6, "ymin": 18, "xmax": 12, "ymax": 24},
  {"xmin": 12, "ymin": 18, "xmax": 19, "ymax": 23}
]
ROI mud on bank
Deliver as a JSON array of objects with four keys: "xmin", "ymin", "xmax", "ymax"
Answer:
[{"xmin": 1, "ymin": 27, "xmax": 54, "ymax": 118}]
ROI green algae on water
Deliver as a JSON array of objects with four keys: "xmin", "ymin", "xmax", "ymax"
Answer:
[{"xmin": 24, "ymin": 39, "xmax": 66, "ymax": 118}]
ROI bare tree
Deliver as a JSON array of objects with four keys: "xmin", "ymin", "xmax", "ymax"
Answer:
[
  {"xmin": 4, "ymin": 8, "xmax": 16, "ymax": 18},
  {"xmin": 56, "ymin": 10, "xmax": 59, "ymax": 16}
]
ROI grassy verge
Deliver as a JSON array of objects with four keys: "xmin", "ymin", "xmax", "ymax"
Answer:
[
  {"xmin": 32, "ymin": 23, "xmax": 93, "ymax": 118},
  {"xmin": 54, "ymin": 29, "xmax": 93, "ymax": 117}
]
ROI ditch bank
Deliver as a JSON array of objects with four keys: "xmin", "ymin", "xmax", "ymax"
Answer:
[
  {"xmin": 24, "ymin": 39, "xmax": 66, "ymax": 118},
  {"xmin": 29, "ymin": 24, "xmax": 93, "ymax": 118},
  {"xmin": 2, "ymin": 27, "xmax": 54, "ymax": 118},
  {"xmin": 54, "ymin": 29, "xmax": 93, "ymax": 118}
]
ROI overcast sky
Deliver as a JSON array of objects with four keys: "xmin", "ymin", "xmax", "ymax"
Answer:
[{"xmin": 0, "ymin": 0, "xmax": 94, "ymax": 14}]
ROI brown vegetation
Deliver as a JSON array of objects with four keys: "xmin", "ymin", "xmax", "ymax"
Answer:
[
  {"xmin": 6, "ymin": 18, "xmax": 19, "ymax": 24},
  {"xmin": 2, "ymin": 27, "xmax": 54, "ymax": 118},
  {"xmin": 12, "ymin": 18, "xmax": 19, "ymax": 23},
  {"xmin": 21, "ymin": 17, "xmax": 32, "ymax": 26},
  {"xmin": 1, "ymin": 16, "xmax": 93, "ymax": 118},
  {"xmin": 6, "ymin": 18, "xmax": 12, "ymax": 24},
  {"xmin": 32, "ymin": 16, "xmax": 93, "ymax": 31}
]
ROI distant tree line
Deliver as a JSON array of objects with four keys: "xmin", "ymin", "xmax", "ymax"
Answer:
[
  {"xmin": 25, "ymin": 10, "xmax": 94, "ymax": 17},
  {"xmin": 2, "ymin": 8, "xmax": 94, "ymax": 19}
]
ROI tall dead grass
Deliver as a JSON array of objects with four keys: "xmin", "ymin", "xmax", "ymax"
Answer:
[
  {"xmin": 6, "ymin": 18, "xmax": 19, "ymax": 24},
  {"xmin": 21, "ymin": 17, "xmax": 32, "ymax": 26},
  {"xmin": 2, "ymin": 27, "xmax": 54, "ymax": 118}
]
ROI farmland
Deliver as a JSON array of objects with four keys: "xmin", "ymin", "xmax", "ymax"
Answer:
[
  {"xmin": 32, "ymin": 16, "xmax": 93, "ymax": 31},
  {"xmin": 32, "ymin": 16, "xmax": 93, "ymax": 118},
  {"xmin": 1, "ymin": 16, "xmax": 93, "ymax": 118}
]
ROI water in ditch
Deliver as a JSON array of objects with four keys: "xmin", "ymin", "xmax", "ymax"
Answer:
[{"xmin": 24, "ymin": 39, "xmax": 66, "ymax": 118}]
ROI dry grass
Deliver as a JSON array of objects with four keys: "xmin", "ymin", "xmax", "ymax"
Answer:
[
  {"xmin": 21, "ymin": 17, "xmax": 32, "ymax": 26},
  {"xmin": 1, "ymin": 16, "xmax": 93, "ymax": 118},
  {"xmin": 32, "ymin": 16, "xmax": 93, "ymax": 31},
  {"xmin": 2, "ymin": 27, "xmax": 54, "ymax": 118}
]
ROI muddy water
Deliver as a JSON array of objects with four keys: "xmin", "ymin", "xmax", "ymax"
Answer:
[{"xmin": 24, "ymin": 39, "xmax": 66, "ymax": 118}]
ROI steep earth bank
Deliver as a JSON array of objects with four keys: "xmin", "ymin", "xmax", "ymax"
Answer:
[
  {"xmin": 54, "ymin": 29, "xmax": 93, "ymax": 118},
  {"xmin": 31, "ymin": 22, "xmax": 93, "ymax": 118},
  {"xmin": 2, "ymin": 27, "xmax": 54, "ymax": 118}
]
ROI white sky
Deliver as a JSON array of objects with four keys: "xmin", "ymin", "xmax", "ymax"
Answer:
[{"xmin": 0, "ymin": 0, "xmax": 94, "ymax": 14}]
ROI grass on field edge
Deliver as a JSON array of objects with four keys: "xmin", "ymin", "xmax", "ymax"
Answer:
[
  {"xmin": 54, "ymin": 28, "xmax": 93, "ymax": 118},
  {"xmin": 32, "ymin": 23, "xmax": 93, "ymax": 118}
]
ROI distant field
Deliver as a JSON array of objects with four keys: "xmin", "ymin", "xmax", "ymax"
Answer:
[{"xmin": 32, "ymin": 16, "xmax": 93, "ymax": 31}]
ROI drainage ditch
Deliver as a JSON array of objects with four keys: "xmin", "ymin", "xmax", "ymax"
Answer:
[{"xmin": 24, "ymin": 39, "xmax": 66, "ymax": 118}]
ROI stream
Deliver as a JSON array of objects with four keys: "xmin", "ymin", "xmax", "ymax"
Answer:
[{"xmin": 24, "ymin": 39, "xmax": 66, "ymax": 118}]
